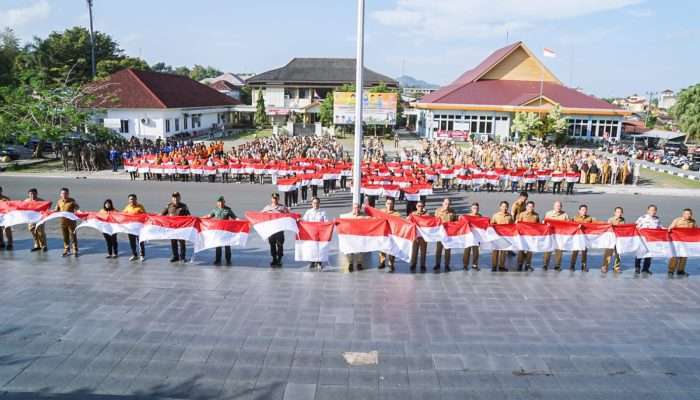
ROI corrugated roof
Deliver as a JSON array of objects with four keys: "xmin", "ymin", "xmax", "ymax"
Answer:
[
  {"xmin": 88, "ymin": 69, "xmax": 241, "ymax": 109},
  {"xmin": 422, "ymin": 80, "xmax": 617, "ymax": 109},
  {"xmin": 247, "ymin": 58, "xmax": 398, "ymax": 87}
]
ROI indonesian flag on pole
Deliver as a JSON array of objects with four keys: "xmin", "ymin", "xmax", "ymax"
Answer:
[
  {"xmin": 385, "ymin": 217, "xmax": 416, "ymax": 262},
  {"xmin": 545, "ymin": 219, "xmax": 586, "ymax": 251},
  {"xmin": 139, "ymin": 215, "xmax": 200, "ymax": 244},
  {"xmin": 543, "ymin": 48, "xmax": 557, "ymax": 58},
  {"xmin": 245, "ymin": 211, "xmax": 300, "ymax": 240},
  {"xmin": 0, "ymin": 200, "xmax": 52, "ymax": 226},
  {"xmin": 582, "ymin": 223, "xmax": 616, "ymax": 249},
  {"xmin": 76, "ymin": 212, "xmax": 147, "ymax": 236},
  {"xmin": 35, "ymin": 210, "xmax": 85, "ymax": 227},
  {"xmin": 441, "ymin": 220, "xmax": 477, "ymax": 249},
  {"xmin": 336, "ymin": 218, "xmax": 391, "ymax": 254},
  {"xmin": 670, "ymin": 228, "xmax": 700, "ymax": 258},
  {"xmin": 408, "ymin": 214, "xmax": 447, "ymax": 243},
  {"xmin": 638, "ymin": 228, "xmax": 674, "ymax": 258},
  {"xmin": 196, "ymin": 218, "xmax": 251, "ymax": 253},
  {"xmin": 294, "ymin": 220, "xmax": 334, "ymax": 262},
  {"xmin": 612, "ymin": 225, "xmax": 647, "ymax": 255},
  {"xmin": 516, "ymin": 222, "xmax": 554, "ymax": 252}
]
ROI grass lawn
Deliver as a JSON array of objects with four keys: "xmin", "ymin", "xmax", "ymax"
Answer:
[
  {"xmin": 4, "ymin": 159, "xmax": 64, "ymax": 173},
  {"xmin": 638, "ymin": 167, "xmax": 700, "ymax": 189}
]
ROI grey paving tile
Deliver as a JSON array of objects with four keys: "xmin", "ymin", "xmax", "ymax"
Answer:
[{"xmin": 283, "ymin": 382, "xmax": 316, "ymax": 400}]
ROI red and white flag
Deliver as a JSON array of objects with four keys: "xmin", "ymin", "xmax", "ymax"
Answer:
[
  {"xmin": 408, "ymin": 214, "xmax": 446, "ymax": 243},
  {"xmin": 516, "ymin": 222, "xmax": 554, "ymax": 252},
  {"xmin": 461, "ymin": 215, "xmax": 491, "ymax": 245},
  {"xmin": 545, "ymin": 219, "xmax": 586, "ymax": 251},
  {"xmin": 139, "ymin": 215, "xmax": 200, "ymax": 244},
  {"xmin": 486, "ymin": 224, "xmax": 520, "ymax": 251},
  {"xmin": 638, "ymin": 228, "xmax": 674, "ymax": 258},
  {"xmin": 582, "ymin": 223, "xmax": 616, "ymax": 249},
  {"xmin": 294, "ymin": 220, "xmax": 334, "ymax": 262},
  {"xmin": 335, "ymin": 218, "xmax": 391, "ymax": 255},
  {"xmin": 441, "ymin": 220, "xmax": 477, "ymax": 249},
  {"xmin": 77, "ymin": 212, "xmax": 147, "ymax": 236},
  {"xmin": 196, "ymin": 218, "xmax": 251, "ymax": 253},
  {"xmin": 245, "ymin": 211, "xmax": 300, "ymax": 240},
  {"xmin": 612, "ymin": 225, "xmax": 647, "ymax": 255},
  {"xmin": 35, "ymin": 210, "xmax": 85, "ymax": 227},
  {"xmin": 543, "ymin": 48, "xmax": 557, "ymax": 58},
  {"xmin": 0, "ymin": 200, "xmax": 52, "ymax": 226},
  {"xmin": 670, "ymin": 228, "xmax": 700, "ymax": 258},
  {"xmin": 385, "ymin": 217, "xmax": 416, "ymax": 262}
]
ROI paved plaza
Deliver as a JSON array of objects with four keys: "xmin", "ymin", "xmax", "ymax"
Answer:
[{"xmin": 1, "ymin": 177, "xmax": 700, "ymax": 399}]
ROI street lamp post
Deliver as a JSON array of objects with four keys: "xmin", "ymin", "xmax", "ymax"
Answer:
[
  {"xmin": 87, "ymin": 0, "xmax": 96, "ymax": 79},
  {"xmin": 351, "ymin": 0, "xmax": 365, "ymax": 206}
]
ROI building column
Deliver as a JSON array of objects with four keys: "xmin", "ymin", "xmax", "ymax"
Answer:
[
  {"xmin": 616, "ymin": 119, "xmax": 622, "ymax": 140},
  {"xmin": 586, "ymin": 118, "xmax": 593, "ymax": 140}
]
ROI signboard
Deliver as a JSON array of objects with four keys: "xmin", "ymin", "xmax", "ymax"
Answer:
[
  {"xmin": 333, "ymin": 92, "xmax": 397, "ymax": 125},
  {"xmin": 435, "ymin": 130, "xmax": 469, "ymax": 141}
]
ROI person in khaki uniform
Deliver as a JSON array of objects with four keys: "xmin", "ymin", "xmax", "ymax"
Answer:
[
  {"xmin": 516, "ymin": 201, "xmax": 539, "ymax": 271},
  {"xmin": 510, "ymin": 191, "xmax": 528, "ymax": 222},
  {"xmin": 26, "ymin": 188, "xmax": 48, "ymax": 252},
  {"xmin": 491, "ymin": 201, "xmax": 514, "ymax": 271},
  {"xmin": 409, "ymin": 202, "xmax": 429, "ymax": 273},
  {"xmin": 668, "ymin": 208, "xmax": 696, "ymax": 276},
  {"xmin": 55, "ymin": 187, "xmax": 80, "ymax": 257},
  {"xmin": 433, "ymin": 198, "xmax": 457, "ymax": 272},
  {"xmin": 601, "ymin": 207, "xmax": 625, "ymax": 273},
  {"xmin": 601, "ymin": 159, "xmax": 611, "ymax": 185},
  {"xmin": 463, "ymin": 203, "xmax": 481, "ymax": 271},
  {"xmin": 0, "ymin": 186, "xmax": 12, "ymax": 251},
  {"xmin": 543, "ymin": 201, "xmax": 568, "ymax": 270},
  {"xmin": 378, "ymin": 198, "xmax": 401, "ymax": 272},
  {"xmin": 570, "ymin": 204, "xmax": 594, "ymax": 271}
]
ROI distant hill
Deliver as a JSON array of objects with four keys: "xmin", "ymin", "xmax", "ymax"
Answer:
[{"xmin": 396, "ymin": 75, "xmax": 439, "ymax": 89}]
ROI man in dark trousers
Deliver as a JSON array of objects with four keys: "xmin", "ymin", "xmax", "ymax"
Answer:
[
  {"xmin": 161, "ymin": 192, "xmax": 190, "ymax": 262},
  {"xmin": 208, "ymin": 196, "xmax": 236, "ymax": 266},
  {"xmin": 261, "ymin": 193, "xmax": 290, "ymax": 267}
]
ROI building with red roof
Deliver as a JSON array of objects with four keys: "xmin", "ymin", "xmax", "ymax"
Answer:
[
  {"xmin": 88, "ymin": 68, "xmax": 242, "ymax": 139},
  {"xmin": 411, "ymin": 42, "xmax": 630, "ymax": 141}
]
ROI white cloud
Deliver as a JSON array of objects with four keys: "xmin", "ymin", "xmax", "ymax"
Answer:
[
  {"xmin": 0, "ymin": 0, "xmax": 50, "ymax": 29},
  {"xmin": 372, "ymin": 0, "xmax": 643, "ymax": 39},
  {"xmin": 627, "ymin": 8, "xmax": 654, "ymax": 17}
]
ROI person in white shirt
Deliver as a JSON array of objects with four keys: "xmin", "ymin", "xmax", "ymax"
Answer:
[
  {"xmin": 635, "ymin": 204, "xmax": 660, "ymax": 274},
  {"xmin": 303, "ymin": 197, "xmax": 327, "ymax": 270}
]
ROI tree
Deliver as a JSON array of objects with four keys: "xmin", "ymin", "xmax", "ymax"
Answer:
[
  {"xmin": 189, "ymin": 64, "xmax": 222, "ymax": 81},
  {"xmin": 0, "ymin": 28, "xmax": 20, "ymax": 87},
  {"xmin": 15, "ymin": 27, "xmax": 122, "ymax": 86},
  {"xmin": 173, "ymin": 66, "xmax": 191, "ymax": 77},
  {"xmin": 151, "ymin": 62, "xmax": 173, "ymax": 73},
  {"xmin": 254, "ymin": 90, "xmax": 268, "ymax": 128},
  {"xmin": 319, "ymin": 93, "xmax": 334, "ymax": 127},
  {"xmin": 671, "ymin": 83, "xmax": 700, "ymax": 141},
  {"xmin": 511, "ymin": 112, "xmax": 542, "ymax": 141},
  {"xmin": 540, "ymin": 105, "xmax": 568, "ymax": 143},
  {"xmin": 96, "ymin": 57, "xmax": 150, "ymax": 78}
]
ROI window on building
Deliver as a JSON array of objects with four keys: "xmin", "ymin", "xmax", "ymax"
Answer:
[
  {"xmin": 298, "ymin": 88, "xmax": 307, "ymax": 99},
  {"xmin": 165, "ymin": 119, "xmax": 171, "ymax": 133},
  {"xmin": 174, "ymin": 118, "xmax": 180, "ymax": 131},
  {"xmin": 284, "ymin": 88, "xmax": 294, "ymax": 99},
  {"xmin": 120, "ymin": 120, "xmax": 129, "ymax": 133},
  {"xmin": 192, "ymin": 114, "xmax": 202, "ymax": 128},
  {"xmin": 184, "ymin": 117, "xmax": 188, "ymax": 130}
]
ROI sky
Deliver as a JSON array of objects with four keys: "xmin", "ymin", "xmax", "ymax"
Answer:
[{"xmin": 1, "ymin": 0, "xmax": 698, "ymax": 98}]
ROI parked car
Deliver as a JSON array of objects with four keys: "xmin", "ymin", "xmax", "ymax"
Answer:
[
  {"xmin": 0, "ymin": 146, "xmax": 21, "ymax": 161},
  {"xmin": 663, "ymin": 141, "xmax": 688, "ymax": 156},
  {"xmin": 25, "ymin": 139, "xmax": 55, "ymax": 152}
]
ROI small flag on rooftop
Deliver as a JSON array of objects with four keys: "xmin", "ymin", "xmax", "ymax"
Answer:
[{"xmin": 543, "ymin": 48, "xmax": 557, "ymax": 58}]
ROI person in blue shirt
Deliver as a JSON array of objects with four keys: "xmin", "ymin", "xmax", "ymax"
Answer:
[{"xmin": 109, "ymin": 147, "xmax": 119, "ymax": 172}]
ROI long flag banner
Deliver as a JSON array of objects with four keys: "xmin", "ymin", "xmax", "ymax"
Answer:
[
  {"xmin": 0, "ymin": 200, "xmax": 52, "ymax": 226},
  {"xmin": 669, "ymin": 227, "xmax": 700, "ymax": 258},
  {"xmin": 76, "ymin": 212, "xmax": 148, "ymax": 236},
  {"xmin": 245, "ymin": 211, "xmax": 301, "ymax": 240},
  {"xmin": 335, "ymin": 218, "xmax": 391, "ymax": 255},
  {"xmin": 294, "ymin": 220, "xmax": 335, "ymax": 262},
  {"xmin": 35, "ymin": 211, "xmax": 85, "ymax": 227},
  {"xmin": 139, "ymin": 215, "xmax": 200, "ymax": 244},
  {"xmin": 196, "ymin": 218, "xmax": 251, "ymax": 253}
]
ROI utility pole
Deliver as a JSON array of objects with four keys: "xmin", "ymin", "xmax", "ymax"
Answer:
[
  {"xmin": 87, "ymin": 0, "xmax": 96, "ymax": 79},
  {"xmin": 645, "ymin": 91, "xmax": 657, "ymax": 127},
  {"xmin": 352, "ymin": 0, "xmax": 365, "ymax": 206}
]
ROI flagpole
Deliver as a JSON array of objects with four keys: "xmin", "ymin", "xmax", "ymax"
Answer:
[{"xmin": 352, "ymin": 0, "xmax": 365, "ymax": 206}]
